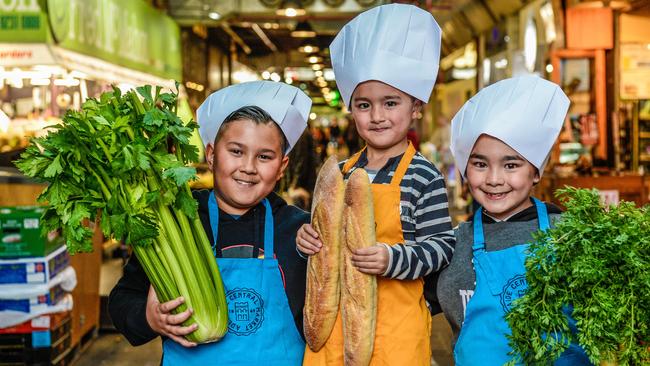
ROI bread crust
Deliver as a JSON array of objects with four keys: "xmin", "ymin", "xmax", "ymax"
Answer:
[
  {"xmin": 304, "ymin": 156, "xmax": 345, "ymax": 351},
  {"xmin": 341, "ymin": 168, "xmax": 377, "ymax": 366}
]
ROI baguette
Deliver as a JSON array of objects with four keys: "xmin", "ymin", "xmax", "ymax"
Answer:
[
  {"xmin": 304, "ymin": 156, "xmax": 345, "ymax": 351},
  {"xmin": 342, "ymin": 168, "xmax": 377, "ymax": 366}
]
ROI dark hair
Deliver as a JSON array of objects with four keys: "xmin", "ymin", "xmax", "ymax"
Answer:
[{"xmin": 215, "ymin": 106, "xmax": 288, "ymax": 154}]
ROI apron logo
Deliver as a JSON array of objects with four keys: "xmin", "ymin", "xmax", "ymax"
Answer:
[
  {"xmin": 226, "ymin": 288, "xmax": 265, "ymax": 336},
  {"xmin": 500, "ymin": 274, "xmax": 527, "ymax": 312}
]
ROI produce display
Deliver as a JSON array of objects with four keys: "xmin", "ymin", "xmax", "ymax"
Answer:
[
  {"xmin": 507, "ymin": 188, "xmax": 649, "ymax": 366},
  {"xmin": 15, "ymin": 85, "xmax": 228, "ymax": 344},
  {"xmin": 304, "ymin": 156, "xmax": 345, "ymax": 351},
  {"xmin": 341, "ymin": 168, "xmax": 377, "ymax": 366}
]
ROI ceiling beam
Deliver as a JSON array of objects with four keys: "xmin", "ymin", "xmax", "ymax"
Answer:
[
  {"xmin": 251, "ymin": 23, "xmax": 279, "ymax": 52},
  {"xmin": 221, "ymin": 23, "xmax": 253, "ymax": 55}
]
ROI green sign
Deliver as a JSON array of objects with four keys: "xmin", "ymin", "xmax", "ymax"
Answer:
[
  {"xmin": 0, "ymin": 0, "xmax": 48, "ymax": 42},
  {"xmin": 46, "ymin": 0, "xmax": 181, "ymax": 80}
]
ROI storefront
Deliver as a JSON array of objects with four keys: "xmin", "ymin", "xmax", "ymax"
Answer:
[
  {"xmin": 0, "ymin": 0, "xmax": 182, "ymax": 165},
  {"xmin": 0, "ymin": 0, "xmax": 183, "ymax": 358}
]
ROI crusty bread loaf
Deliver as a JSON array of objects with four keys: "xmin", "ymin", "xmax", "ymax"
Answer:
[
  {"xmin": 304, "ymin": 156, "xmax": 345, "ymax": 351},
  {"xmin": 341, "ymin": 169, "xmax": 377, "ymax": 366}
]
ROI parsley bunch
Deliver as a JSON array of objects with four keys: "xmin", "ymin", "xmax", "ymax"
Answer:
[
  {"xmin": 506, "ymin": 187, "xmax": 649, "ymax": 365},
  {"xmin": 16, "ymin": 85, "xmax": 227, "ymax": 343}
]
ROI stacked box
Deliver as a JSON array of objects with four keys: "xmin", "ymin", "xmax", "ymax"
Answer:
[
  {"xmin": 0, "ymin": 284, "xmax": 66, "ymax": 313},
  {"xmin": 0, "ymin": 245, "xmax": 69, "ymax": 285},
  {"xmin": 0, "ymin": 206, "xmax": 65, "ymax": 259},
  {"xmin": 0, "ymin": 312, "xmax": 72, "ymax": 366}
]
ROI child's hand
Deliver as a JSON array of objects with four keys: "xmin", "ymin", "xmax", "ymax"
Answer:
[
  {"xmin": 351, "ymin": 244, "xmax": 389, "ymax": 275},
  {"xmin": 145, "ymin": 286, "xmax": 198, "ymax": 347},
  {"xmin": 296, "ymin": 224, "xmax": 322, "ymax": 255}
]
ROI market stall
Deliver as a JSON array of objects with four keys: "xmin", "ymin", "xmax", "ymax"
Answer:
[{"xmin": 0, "ymin": 0, "xmax": 183, "ymax": 363}]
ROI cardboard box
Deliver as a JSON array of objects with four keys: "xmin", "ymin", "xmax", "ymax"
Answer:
[
  {"xmin": 0, "ymin": 245, "xmax": 69, "ymax": 285},
  {"xmin": 0, "ymin": 206, "xmax": 65, "ymax": 258},
  {"xmin": 0, "ymin": 311, "xmax": 70, "ymax": 334},
  {"xmin": 0, "ymin": 282, "xmax": 66, "ymax": 313}
]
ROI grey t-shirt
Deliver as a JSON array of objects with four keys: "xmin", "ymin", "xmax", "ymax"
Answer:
[{"xmin": 436, "ymin": 210, "xmax": 562, "ymax": 344}]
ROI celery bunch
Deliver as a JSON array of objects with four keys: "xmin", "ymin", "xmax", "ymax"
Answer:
[{"xmin": 16, "ymin": 85, "xmax": 227, "ymax": 343}]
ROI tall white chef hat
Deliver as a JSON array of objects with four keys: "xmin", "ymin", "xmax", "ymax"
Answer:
[
  {"xmin": 450, "ymin": 76, "xmax": 570, "ymax": 178},
  {"xmin": 197, "ymin": 81, "xmax": 312, "ymax": 153},
  {"xmin": 330, "ymin": 3, "xmax": 441, "ymax": 108}
]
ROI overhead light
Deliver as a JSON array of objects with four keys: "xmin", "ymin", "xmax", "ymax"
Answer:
[
  {"xmin": 314, "ymin": 70, "xmax": 323, "ymax": 77},
  {"xmin": 285, "ymin": 77, "xmax": 293, "ymax": 84},
  {"xmin": 311, "ymin": 63, "xmax": 323, "ymax": 71},
  {"xmin": 270, "ymin": 72, "xmax": 281, "ymax": 82},
  {"xmin": 262, "ymin": 71, "xmax": 271, "ymax": 79},
  {"xmin": 323, "ymin": 69, "xmax": 335, "ymax": 80},
  {"xmin": 299, "ymin": 43, "xmax": 319, "ymax": 53},
  {"xmin": 309, "ymin": 112, "xmax": 317, "ymax": 120},
  {"xmin": 30, "ymin": 78, "xmax": 51, "ymax": 86},
  {"xmin": 291, "ymin": 21, "xmax": 316, "ymax": 38},
  {"xmin": 208, "ymin": 12, "xmax": 220, "ymax": 20},
  {"xmin": 276, "ymin": 0, "xmax": 306, "ymax": 17},
  {"xmin": 54, "ymin": 78, "xmax": 80, "ymax": 87},
  {"xmin": 546, "ymin": 64, "xmax": 554, "ymax": 73},
  {"xmin": 307, "ymin": 55, "xmax": 322, "ymax": 64}
]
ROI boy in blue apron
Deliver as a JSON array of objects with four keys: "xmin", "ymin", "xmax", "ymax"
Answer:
[
  {"xmin": 108, "ymin": 81, "xmax": 312, "ymax": 365},
  {"xmin": 434, "ymin": 76, "xmax": 592, "ymax": 365}
]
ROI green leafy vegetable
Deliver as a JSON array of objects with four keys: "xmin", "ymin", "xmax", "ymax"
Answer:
[
  {"xmin": 506, "ymin": 187, "xmax": 650, "ymax": 365},
  {"xmin": 16, "ymin": 85, "xmax": 227, "ymax": 343}
]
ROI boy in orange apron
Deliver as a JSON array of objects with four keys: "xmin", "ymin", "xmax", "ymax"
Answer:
[{"xmin": 296, "ymin": 4, "xmax": 455, "ymax": 365}]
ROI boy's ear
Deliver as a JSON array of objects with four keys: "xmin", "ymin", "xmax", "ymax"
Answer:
[
  {"xmin": 533, "ymin": 169, "xmax": 541, "ymax": 185},
  {"xmin": 206, "ymin": 143, "xmax": 214, "ymax": 171},
  {"xmin": 276, "ymin": 155, "xmax": 290, "ymax": 181},
  {"xmin": 411, "ymin": 99, "xmax": 423, "ymax": 119}
]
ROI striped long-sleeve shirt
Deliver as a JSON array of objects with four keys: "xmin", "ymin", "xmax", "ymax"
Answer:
[{"xmin": 341, "ymin": 150, "xmax": 455, "ymax": 280}]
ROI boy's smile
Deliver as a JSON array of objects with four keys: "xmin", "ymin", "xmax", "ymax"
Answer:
[
  {"xmin": 351, "ymin": 80, "xmax": 421, "ymax": 161},
  {"xmin": 466, "ymin": 135, "xmax": 540, "ymax": 220},
  {"xmin": 206, "ymin": 119, "xmax": 288, "ymax": 215}
]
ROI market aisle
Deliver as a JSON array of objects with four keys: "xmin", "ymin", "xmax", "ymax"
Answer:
[
  {"xmin": 74, "ymin": 317, "xmax": 453, "ymax": 365},
  {"xmin": 75, "ymin": 333, "xmax": 161, "ymax": 366}
]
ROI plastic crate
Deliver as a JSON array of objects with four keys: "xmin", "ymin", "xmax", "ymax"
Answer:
[{"xmin": 0, "ymin": 312, "xmax": 72, "ymax": 365}]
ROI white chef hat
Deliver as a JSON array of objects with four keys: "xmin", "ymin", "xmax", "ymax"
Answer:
[
  {"xmin": 197, "ymin": 81, "xmax": 312, "ymax": 153},
  {"xmin": 450, "ymin": 76, "xmax": 569, "ymax": 178},
  {"xmin": 330, "ymin": 3, "xmax": 441, "ymax": 108}
]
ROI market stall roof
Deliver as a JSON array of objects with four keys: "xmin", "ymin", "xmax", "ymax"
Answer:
[{"xmin": 165, "ymin": 0, "xmax": 532, "ymax": 60}]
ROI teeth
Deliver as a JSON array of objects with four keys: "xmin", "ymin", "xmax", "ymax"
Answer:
[{"xmin": 235, "ymin": 179, "xmax": 254, "ymax": 186}]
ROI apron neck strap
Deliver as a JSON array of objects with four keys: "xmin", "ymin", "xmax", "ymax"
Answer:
[
  {"xmin": 532, "ymin": 197, "xmax": 550, "ymax": 231},
  {"xmin": 341, "ymin": 148, "xmax": 364, "ymax": 174},
  {"xmin": 390, "ymin": 142, "xmax": 416, "ymax": 186},
  {"xmin": 472, "ymin": 198, "xmax": 551, "ymax": 251},
  {"xmin": 341, "ymin": 142, "xmax": 416, "ymax": 185},
  {"xmin": 208, "ymin": 192, "xmax": 275, "ymax": 259}
]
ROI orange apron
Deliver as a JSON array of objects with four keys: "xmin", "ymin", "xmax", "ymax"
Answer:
[{"xmin": 303, "ymin": 142, "xmax": 432, "ymax": 366}]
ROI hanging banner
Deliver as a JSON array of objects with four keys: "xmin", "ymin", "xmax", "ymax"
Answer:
[
  {"xmin": 0, "ymin": 0, "xmax": 48, "ymax": 43},
  {"xmin": 0, "ymin": 44, "xmax": 55, "ymax": 66},
  {"xmin": 620, "ymin": 43, "xmax": 650, "ymax": 100},
  {"xmin": 45, "ymin": 0, "xmax": 182, "ymax": 81}
]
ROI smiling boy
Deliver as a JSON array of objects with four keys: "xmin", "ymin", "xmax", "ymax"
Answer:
[
  {"xmin": 109, "ymin": 81, "xmax": 312, "ymax": 366},
  {"xmin": 435, "ymin": 76, "xmax": 592, "ymax": 365},
  {"xmin": 297, "ymin": 4, "xmax": 455, "ymax": 365}
]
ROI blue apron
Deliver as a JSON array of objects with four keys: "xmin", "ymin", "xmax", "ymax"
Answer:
[
  {"xmin": 454, "ymin": 198, "xmax": 592, "ymax": 366},
  {"xmin": 162, "ymin": 193, "xmax": 305, "ymax": 366}
]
